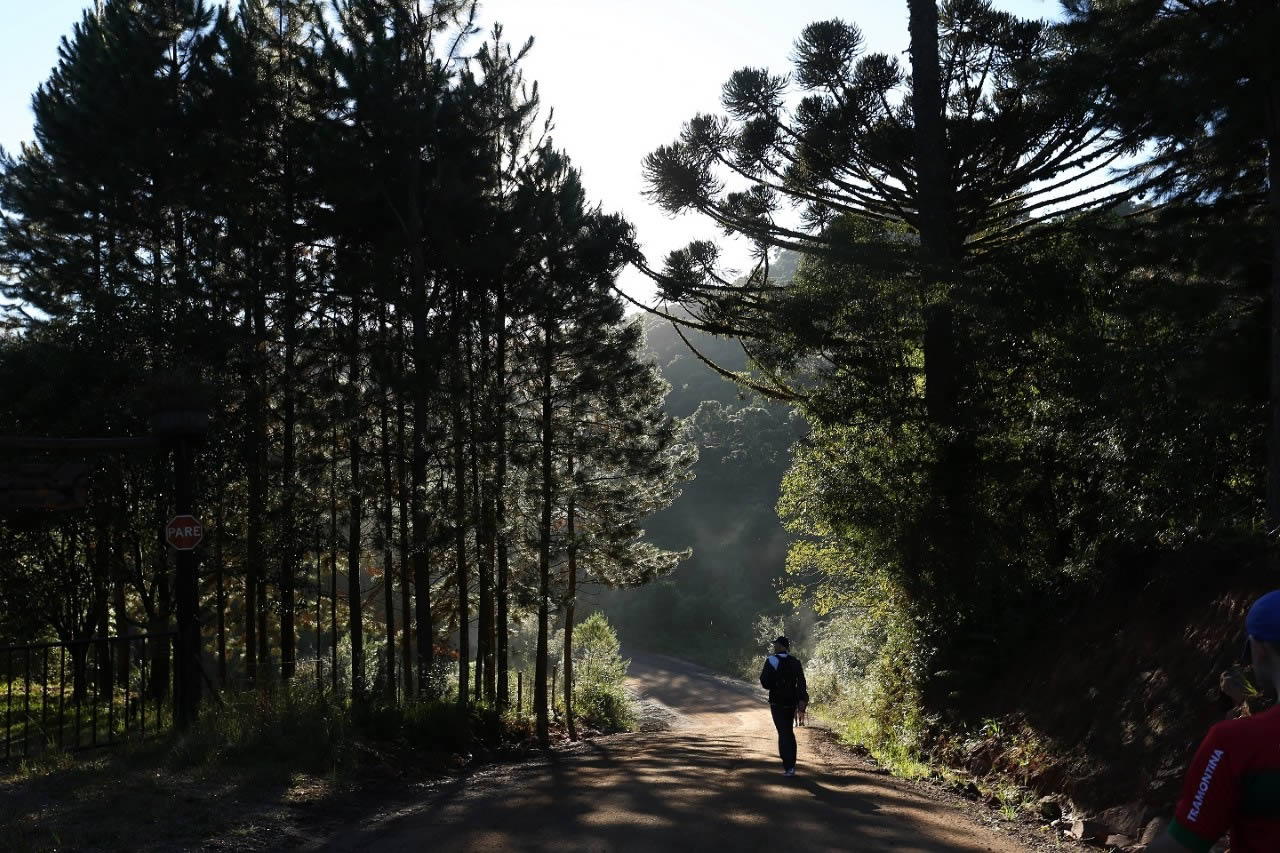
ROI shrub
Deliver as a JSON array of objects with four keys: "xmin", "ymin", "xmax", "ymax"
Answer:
[
  {"xmin": 572, "ymin": 613, "xmax": 634, "ymax": 733},
  {"xmin": 806, "ymin": 604, "xmax": 933, "ymax": 778},
  {"xmin": 169, "ymin": 685, "xmax": 352, "ymax": 774}
]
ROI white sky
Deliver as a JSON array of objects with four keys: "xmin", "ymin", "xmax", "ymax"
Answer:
[{"xmin": 0, "ymin": 0, "xmax": 1060, "ymax": 303}]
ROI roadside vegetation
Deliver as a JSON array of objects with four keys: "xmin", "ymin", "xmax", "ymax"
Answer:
[{"xmin": 2, "ymin": 611, "xmax": 636, "ymax": 851}]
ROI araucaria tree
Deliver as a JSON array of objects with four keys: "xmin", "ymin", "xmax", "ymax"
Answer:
[{"xmin": 640, "ymin": 0, "xmax": 1149, "ymax": 682}]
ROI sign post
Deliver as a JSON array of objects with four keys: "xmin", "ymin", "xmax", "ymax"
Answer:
[{"xmin": 153, "ymin": 402, "xmax": 209, "ymax": 730}]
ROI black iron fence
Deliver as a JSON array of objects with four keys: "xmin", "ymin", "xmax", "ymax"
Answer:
[{"xmin": 2, "ymin": 632, "xmax": 176, "ymax": 761}]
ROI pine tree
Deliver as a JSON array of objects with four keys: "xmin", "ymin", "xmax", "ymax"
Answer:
[{"xmin": 557, "ymin": 318, "xmax": 696, "ymax": 736}]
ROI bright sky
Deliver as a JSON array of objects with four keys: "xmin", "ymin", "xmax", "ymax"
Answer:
[{"xmin": 0, "ymin": 0, "xmax": 1059, "ymax": 304}]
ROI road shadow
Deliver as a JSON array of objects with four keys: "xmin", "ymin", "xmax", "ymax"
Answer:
[{"xmin": 312, "ymin": 722, "xmax": 1017, "ymax": 852}]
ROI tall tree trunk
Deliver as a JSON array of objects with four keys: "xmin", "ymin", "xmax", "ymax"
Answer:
[
  {"xmin": 379, "ymin": 344, "xmax": 398, "ymax": 703},
  {"xmin": 908, "ymin": 0, "xmax": 959, "ymax": 426},
  {"xmin": 329, "ymin": 424, "xmax": 339, "ymax": 693},
  {"xmin": 395, "ymin": 364, "xmax": 414, "ymax": 697},
  {"xmin": 406, "ymin": 171, "xmax": 433, "ymax": 697},
  {"xmin": 243, "ymin": 295, "xmax": 264, "ymax": 683},
  {"xmin": 908, "ymin": 0, "xmax": 972, "ymax": 629},
  {"xmin": 279, "ymin": 306, "xmax": 298, "ymax": 681},
  {"xmin": 477, "ymin": 310, "xmax": 496, "ymax": 706},
  {"xmin": 466, "ymin": 323, "xmax": 489, "ymax": 704},
  {"xmin": 347, "ymin": 289, "xmax": 366, "ymax": 701},
  {"xmin": 483, "ymin": 489, "xmax": 497, "ymax": 704},
  {"xmin": 112, "ymin": 532, "xmax": 130, "ymax": 687},
  {"xmin": 1266, "ymin": 88, "xmax": 1280, "ymax": 527},
  {"xmin": 451, "ymin": 316, "xmax": 471, "ymax": 708},
  {"xmin": 535, "ymin": 317, "xmax": 554, "ymax": 744},
  {"xmin": 252, "ymin": 286, "xmax": 271, "ymax": 675},
  {"xmin": 563, "ymin": 452, "xmax": 577, "ymax": 741},
  {"xmin": 277, "ymin": 0, "xmax": 300, "ymax": 683},
  {"xmin": 214, "ymin": 472, "xmax": 227, "ymax": 686},
  {"xmin": 93, "ymin": 518, "xmax": 111, "ymax": 697},
  {"xmin": 494, "ymin": 281, "xmax": 510, "ymax": 710},
  {"xmin": 149, "ymin": 463, "xmax": 171, "ymax": 700}
]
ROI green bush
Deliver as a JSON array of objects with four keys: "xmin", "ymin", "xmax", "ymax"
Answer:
[
  {"xmin": 572, "ymin": 613, "xmax": 634, "ymax": 733},
  {"xmin": 169, "ymin": 685, "xmax": 352, "ymax": 774},
  {"xmin": 806, "ymin": 604, "xmax": 934, "ymax": 778},
  {"xmin": 167, "ymin": 683, "xmax": 512, "ymax": 775}
]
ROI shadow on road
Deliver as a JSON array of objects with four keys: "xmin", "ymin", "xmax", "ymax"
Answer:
[{"xmin": 313, "ymin": 654, "xmax": 1024, "ymax": 852}]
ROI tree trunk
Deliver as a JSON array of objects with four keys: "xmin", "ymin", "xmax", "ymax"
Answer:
[
  {"xmin": 535, "ymin": 317, "xmax": 555, "ymax": 744},
  {"xmin": 253, "ymin": 291, "xmax": 270, "ymax": 675},
  {"xmin": 214, "ymin": 475, "xmax": 226, "ymax": 686},
  {"xmin": 407, "ymin": 181, "xmax": 434, "ymax": 698},
  {"xmin": 379, "ymin": 375, "xmax": 398, "ymax": 703},
  {"xmin": 483, "ymin": 490, "xmax": 497, "ymax": 704},
  {"xmin": 478, "ymin": 315, "xmax": 496, "ymax": 706},
  {"xmin": 112, "ymin": 534, "xmax": 130, "ymax": 687},
  {"xmin": 243, "ymin": 297, "xmax": 263, "ymax": 683},
  {"xmin": 149, "ymin": 464, "xmax": 172, "ymax": 701},
  {"xmin": 93, "ymin": 523, "xmax": 111, "ymax": 697},
  {"xmin": 329, "ymin": 425, "xmax": 339, "ymax": 693},
  {"xmin": 1266, "ymin": 86, "xmax": 1280, "ymax": 527},
  {"xmin": 70, "ymin": 643, "xmax": 89, "ymax": 705},
  {"xmin": 495, "ymin": 281, "xmax": 510, "ymax": 710},
  {"xmin": 908, "ymin": 0, "xmax": 970, "ymax": 627},
  {"xmin": 347, "ymin": 289, "xmax": 366, "ymax": 701},
  {"xmin": 563, "ymin": 453, "xmax": 577, "ymax": 741},
  {"xmin": 467, "ymin": 323, "xmax": 490, "ymax": 705},
  {"xmin": 396, "ymin": 370, "xmax": 414, "ymax": 698},
  {"xmin": 278, "ymin": 26, "xmax": 300, "ymax": 682},
  {"xmin": 279, "ymin": 324, "xmax": 298, "ymax": 681},
  {"xmin": 451, "ymin": 321, "xmax": 471, "ymax": 708},
  {"xmin": 908, "ymin": 0, "xmax": 960, "ymax": 427}
]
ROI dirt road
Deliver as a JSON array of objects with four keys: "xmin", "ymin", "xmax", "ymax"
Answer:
[{"xmin": 308, "ymin": 653, "xmax": 1029, "ymax": 852}]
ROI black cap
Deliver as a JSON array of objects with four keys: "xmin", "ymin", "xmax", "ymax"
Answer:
[{"xmin": 773, "ymin": 636, "xmax": 790, "ymax": 648}]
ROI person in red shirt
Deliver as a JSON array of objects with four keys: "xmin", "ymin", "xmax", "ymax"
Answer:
[{"xmin": 1151, "ymin": 590, "xmax": 1280, "ymax": 853}]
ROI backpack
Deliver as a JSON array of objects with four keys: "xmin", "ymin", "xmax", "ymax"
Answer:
[{"xmin": 767, "ymin": 655, "xmax": 800, "ymax": 706}]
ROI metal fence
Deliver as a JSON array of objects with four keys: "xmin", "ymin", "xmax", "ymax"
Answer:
[{"xmin": 2, "ymin": 632, "xmax": 176, "ymax": 761}]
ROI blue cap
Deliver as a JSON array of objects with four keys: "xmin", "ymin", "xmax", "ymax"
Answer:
[{"xmin": 1246, "ymin": 590, "xmax": 1280, "ymax": 643}]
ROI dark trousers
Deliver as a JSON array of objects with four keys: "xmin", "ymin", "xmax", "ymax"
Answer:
[{"xmin": 770, "ymin": 704, "xmax": 797, "ymax": 769}]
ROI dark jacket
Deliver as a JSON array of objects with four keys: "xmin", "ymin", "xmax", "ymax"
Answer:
[{"xmin": 760, "ymin": 653, "xmax": 809, "ymax": 707}]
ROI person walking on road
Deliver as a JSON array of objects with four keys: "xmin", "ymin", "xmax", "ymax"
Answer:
[
  {"xmin": 1148, "ymin": 590, "xmax": 1280, "ymax": 852},
  {"xmin": 760, "ymin": 635, "xmax": 809, "ymax": 777}
]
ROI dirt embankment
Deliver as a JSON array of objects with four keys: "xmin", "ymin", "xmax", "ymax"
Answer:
[{"xmin": 943, "ymin": 541, "xmax": 1273, "ymax": 837}]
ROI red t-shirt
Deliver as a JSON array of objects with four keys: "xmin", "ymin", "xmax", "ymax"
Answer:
[{"xmin": 1170, "ymin": 705, "xmax": 1280, "ymax": 852}]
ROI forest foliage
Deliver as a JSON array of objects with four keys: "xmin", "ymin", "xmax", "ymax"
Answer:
[
  {"xmin": 0, "ymin": 0, "xmax": 695, "ymax": 746},
  {"xmin": 0, "ymin": 0, "xmax": 1277, "ymax": 790},
  {"xmin": 639, "ymin": 0, "xmax": 1280, "ymax": 766}
]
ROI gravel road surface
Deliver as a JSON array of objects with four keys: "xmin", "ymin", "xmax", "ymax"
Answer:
[{"xmin": 306, "ymin": 652, "xmax": 1030, "ymax": 852}]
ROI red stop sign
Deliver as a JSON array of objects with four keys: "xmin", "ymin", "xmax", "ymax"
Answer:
[{"xmin": 166, "ymin": 515, "xmax": 204, "ymax": 550}]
